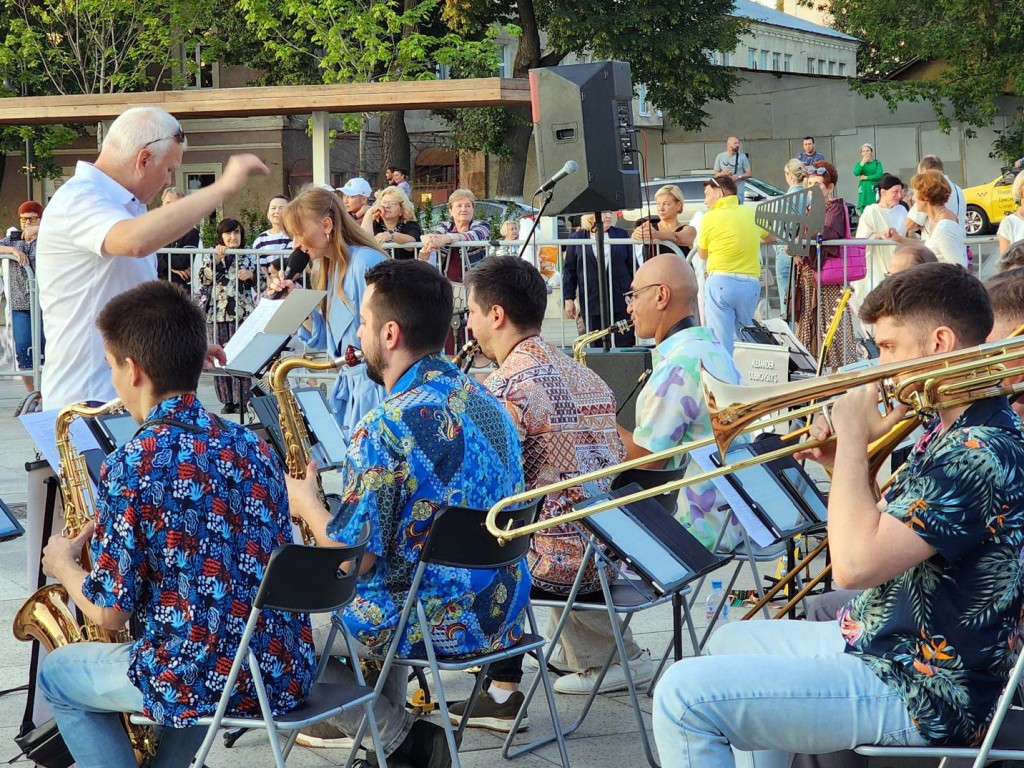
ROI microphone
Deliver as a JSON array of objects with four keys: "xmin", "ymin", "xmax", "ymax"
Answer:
[
  {"xmin": 267, "ymin": 248, "xmax": 310, "ymax": 300},
  {"xmin": 535, "ymin": 160, "xmax": 579, "ymax": 195}
]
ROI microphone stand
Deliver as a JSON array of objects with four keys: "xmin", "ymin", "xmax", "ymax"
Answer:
[
  {"xmin": 518, "ymin": 189, "xmax": 554, "ymax": 265},
  {"xmin": 593, "ymin": 212, "xmax": 611, "ymax": 351}
]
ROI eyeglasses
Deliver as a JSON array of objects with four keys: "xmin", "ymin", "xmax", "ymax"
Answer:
[
  {"xmin": 18, "ymin": 215, "xmax": 39, "ymax": 222},
  {"xmin": 623, "ymin": 283, "xmax": 663, "ymax": 306},
  {"xmin": 142, "ymin": 126, "xmax": 186, "ymax": 149},
  {"xmin": 705, "ymin": 177, "xmax": 722, "ymax": 189},
  {"xmin": 809, "ymin": 167, "xmax": 828, "ymax": 176}
]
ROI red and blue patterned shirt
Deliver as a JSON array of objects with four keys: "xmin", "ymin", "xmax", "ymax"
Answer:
[{"xmin": 82, "ymin": 394, "xmax": 316, "ymax": 727}]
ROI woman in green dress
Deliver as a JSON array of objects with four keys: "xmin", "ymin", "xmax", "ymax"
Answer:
[{"xmin": 852, "ymin": 143, "xmax": 884, "ymax": 213}]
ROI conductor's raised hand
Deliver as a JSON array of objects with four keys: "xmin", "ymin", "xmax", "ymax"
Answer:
[{"xmin": 219, "ymin": 154, "xmax": 270, "ymax": 197}]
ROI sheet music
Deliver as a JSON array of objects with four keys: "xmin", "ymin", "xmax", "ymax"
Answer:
[
  {"xmin": 690, "ymin": 442, "xmax": 775, "ymax": 547},
  {"xmin": 21, "ymin": 408, "xmax": 105, "ymax": 474},
  {"xmin": 221, "ymin": 289, "xmax": 326, "ymax": 366}
]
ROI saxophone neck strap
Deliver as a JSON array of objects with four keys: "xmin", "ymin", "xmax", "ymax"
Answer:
[{"xmin": 133, "ymin": 415, "xmax": 224, "ymax": 439}]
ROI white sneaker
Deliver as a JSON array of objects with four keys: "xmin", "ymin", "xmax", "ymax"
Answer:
[{"xmin": 553, "ymin": 649, "xmax": 653, "ymax": 695}]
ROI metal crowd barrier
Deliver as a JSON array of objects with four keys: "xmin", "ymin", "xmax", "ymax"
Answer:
[{"xmin": 0, "ymin": 254, "xmax": 42, "ymax": 392}]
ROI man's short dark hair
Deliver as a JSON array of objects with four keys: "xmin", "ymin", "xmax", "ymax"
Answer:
[
  {"xmin": 365, "ymin": 260, "xmax": 453, "ymax": 355},
  {"xmin": 97, "ymin": 281, "xmax": 207, "ymax": 396},
  {"xmin": 860, "ymin": 263, "xmax": 993, "ymax": 347},
  {"xmin": 464, "ymin": 256, "xmax": 547, "ymax": 332},
  {"xmin": 986, "ymin": 267, "xmax": 1024, "ymax": 328},
  {"xmin": 803, "ymin": 136, "xmax": 815, "ymax": 143}
]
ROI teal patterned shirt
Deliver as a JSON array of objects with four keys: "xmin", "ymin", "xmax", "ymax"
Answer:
[
  {"xmin": 328, "ymin": 354, "xmax": 530, "ymax": 658},
  {"xmin": 633, "ymin": 326, "xmax": 744, "ymax": 551},
  {"xmin": 841, "ymin": 397, "xmax": 1024, "ymax": 745}
]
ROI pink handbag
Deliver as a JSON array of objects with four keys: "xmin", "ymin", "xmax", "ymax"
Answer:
[{"xmin": 820, "ymin": 204, "xmax": 867, "ymax": 285}]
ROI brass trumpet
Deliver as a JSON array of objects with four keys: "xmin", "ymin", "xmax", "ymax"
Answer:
[
  {"xmin": 484, "ymin": 334, "xmax": 1024, "ymax": 544},
  {"xmin": 573, "ymin": 320, "xmax": 632, "ymax": 364}
]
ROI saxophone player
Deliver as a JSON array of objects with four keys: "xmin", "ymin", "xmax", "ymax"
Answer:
[{"xmin": 38, "ymin": 281, "xmax": 315, "ymax": 768}]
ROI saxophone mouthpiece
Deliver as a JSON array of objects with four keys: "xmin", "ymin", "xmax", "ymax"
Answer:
[{"xmin": 343, "ymin": 345, "xmax": 365, "ymax": 367}]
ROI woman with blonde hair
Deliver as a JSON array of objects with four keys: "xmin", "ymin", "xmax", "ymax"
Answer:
[
  {"xmin": 361, "ymin": 185, "xmax": 422, "ymax": 258},
  {"xmin": 631, "ymin": 184, "xmax": 695, "ymax": 260},
  {"xmin": 777, "ymin": 159, "xmax": 809, "ymax": 313},
  {"xmin": 268, "ymin": 186, "xmax": 386, "ymax": 436},
  {"xmin": 419, "ymin": 188, "xmax": 490, "ymax": 281},
  {"xmin": 997, "ymin": 172, "xmax": 1024, "ymax": 254}
]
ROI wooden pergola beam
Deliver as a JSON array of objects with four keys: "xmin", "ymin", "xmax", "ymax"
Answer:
[{"xmin": 0, "ymin": 78, "xmax": 532, "ymax": 125}]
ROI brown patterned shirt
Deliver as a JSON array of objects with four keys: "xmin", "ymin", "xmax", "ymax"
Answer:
[{"xmin": 485, "ymin": 336, "xmax": 626, "ymax": 594}]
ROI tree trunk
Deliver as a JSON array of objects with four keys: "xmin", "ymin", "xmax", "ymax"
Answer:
[
  {"xmin": 380, "ymin": 110, "xmax": 410, "ymax": 188},
  {"xmin": 495, "ymin": 109, "xmax": 532, "ymax": 198}
]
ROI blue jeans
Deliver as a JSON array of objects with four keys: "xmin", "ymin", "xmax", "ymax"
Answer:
[
  {"xmin": 652, "ymin": 620, "xmax": 926, "ymax": 768},
  {"xmin": 704, "ymin": 273, "xmax": 761, "ymax": 357},
  {"xmin": 774, "ymin": 247, "xmax": 793, "ymax": 313},
  {"xmin": 38, "ymin": 642, "xmax": 205, "ymax": 768},
  {"xmin": 12, "ymin": 309, "xmax": 44, "ymax": 371}
]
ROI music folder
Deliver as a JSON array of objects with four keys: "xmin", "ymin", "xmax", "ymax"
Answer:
[{"xmin": 578, "ymin": 483, "xmax": 730, "ymax": 595}]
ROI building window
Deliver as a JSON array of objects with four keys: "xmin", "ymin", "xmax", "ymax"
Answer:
[
  {"xmin": 784, "ymin": 54, "xmax": 792, "ymax": 71},
  {"xmin": 838, "ymin": 62, "xmax": 847, "ymax": 76},
  {"xmin": 772, "ymin": 52, "xmax": 781, "ymax": 70},
  {"xmin": 181, "ymin": 43, "xmax": 214, "ymax": 89},
  {"xmin": 496, "ymin": 44, "xmax": 510, "ymax": 78},
  {"xmin": 435, "ymin": 63, "xmax": 450, "ymax": 80},
  {"xmin": 722, "ymin": 51, "xmax": 732, "ymax": 66},
  {"xmin": 748, "ymin": 48, "xmax": 758, "ymax": 68},
  {"xmin": 760, "ymin": 49, "xmax": 769, "ymax": 69},
  {"xmin": 818, "ymin": 58, "xmax": 826, "ymax": 72},
  {"xmin": 807, "ymin": 57, "xmax": 815, "ymax": 74},
  {"xmin": 638, "ymin": 83, "xmax": 653, "ymax": 117},
  {"xmin": 828, "ymin": 61, "xmax": 835, "ymax": 75}
]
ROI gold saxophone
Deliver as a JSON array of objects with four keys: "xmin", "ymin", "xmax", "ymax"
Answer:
[
  {"xmin": 13, "ymin": 399, "xmax": 157, "ymax": 761},
  {"xmin": 451, "ymin": 339, "xmax": 480, "ymax": 373},
  {"xmin": 573, "ymin": 319, "xmax": 632, "ymax": 364},
  {"xmin": 270, "ymin": 355, "xmax": 345, "ymax": 544}
]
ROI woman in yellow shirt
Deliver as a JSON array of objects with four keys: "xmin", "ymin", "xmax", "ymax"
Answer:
[{"xmin": 696, "ymin": 175, "xmax": 772, "ymax": 356}]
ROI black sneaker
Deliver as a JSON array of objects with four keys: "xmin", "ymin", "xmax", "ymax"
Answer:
[
  {"xmin": 448, "ymin": 690, "xmax": 529, "ymax": 733},
  {"xmin": 392, "ymin": 719, "xmax": 453, "ymax": 768}
]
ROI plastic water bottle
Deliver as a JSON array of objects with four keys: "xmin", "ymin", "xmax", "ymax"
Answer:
[{"xmin": 705, "ymin": 580, "xmax": 729, "ymax": 623}]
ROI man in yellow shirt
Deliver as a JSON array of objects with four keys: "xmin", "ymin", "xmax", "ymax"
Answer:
[{"xmin": 696, "ymin": 174, "xmax": 772, "ymax": 356}]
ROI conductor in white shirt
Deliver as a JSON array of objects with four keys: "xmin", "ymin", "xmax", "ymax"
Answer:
[{"xmin": 37, "ymin": 106, "xmax": 268, "ymax": 410}]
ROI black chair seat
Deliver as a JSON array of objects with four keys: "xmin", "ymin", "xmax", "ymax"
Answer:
[{"xmin": 274, "ymin": 682, "xmax": 376, "ymax": 724}]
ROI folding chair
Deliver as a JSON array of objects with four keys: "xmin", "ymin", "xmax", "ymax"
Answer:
[
  {"xmin": 510, "ymin": 483, "xmax": 732, "ymax": 768},
  {"xmin": 854, "ymin": 643, "xmax": 1024, "ymax": 768},
  {"xmin": 346, "ymin": 502, "xmax": 570, "ymax": 768},
  {"xmin": 131, "ymin": 540, "xmax": 387, "ymax": 768}
]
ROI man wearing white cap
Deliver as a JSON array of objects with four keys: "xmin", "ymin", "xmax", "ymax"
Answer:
[{"xmin": 337, "ymin": 177, "xmax": 373, "ymax": 222}]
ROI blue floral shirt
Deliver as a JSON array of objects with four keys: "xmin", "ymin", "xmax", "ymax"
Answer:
[
  {"xmin": 83, "ymin": 394, "xmax": 316, "ymax": 727},
  {"xmin": 841, "ymin": 397, "xmax": 1024, "ymax": 745},
  {"xmin": 328, "ymin": 354, "xmax": 531, "ymax": 658}
]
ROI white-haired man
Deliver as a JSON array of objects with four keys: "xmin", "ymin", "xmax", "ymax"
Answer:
[{"xmin": 37, "ymin": 106, "xmax": 268, "ymax": 409}]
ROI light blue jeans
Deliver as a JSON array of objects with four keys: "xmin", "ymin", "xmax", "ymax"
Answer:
[
  {"xmin": 38, "ymin": 642, "xmax": 205, "ymax": 768},
  {"xmin": 704, "ymin": 272, "xmax": 761, "ymax": 357},
  {"xmin": 774, "ymin": 247, "xmax": 793, "ymax": 315},
  {"xmin": 652, "ymin": 620, "xmax": 926, "ymax": 768}
]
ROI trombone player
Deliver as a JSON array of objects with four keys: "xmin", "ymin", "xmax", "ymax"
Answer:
[
  {"xmin": 618, "ymin": 254, "xmax": 745, "ymax": 551},
  {"xmin": 653, "ymin": 263, "xmax": 1024, "ymax": 765}
]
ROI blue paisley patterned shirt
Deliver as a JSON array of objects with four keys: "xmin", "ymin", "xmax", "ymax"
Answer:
[
  {"xmin": 841, "ymin": 397, "xmax": 1024, "ymax": 745},
  {"xmin": 328, "ymin": 354, "xmax": 531, "ymax": 658},
  {"xmin": 83, "ymin": 394, "xmax": 316, "ymax": 728}
]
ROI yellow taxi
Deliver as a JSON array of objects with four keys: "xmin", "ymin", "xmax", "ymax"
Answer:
[{"xmin": 964, "ymin": 169, "xmax": 1020, "ymax": 235}]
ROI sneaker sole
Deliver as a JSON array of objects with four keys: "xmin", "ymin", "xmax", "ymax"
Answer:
[
  {"xmin": 449, "ymin": 714, "xmax": 530, "ymax": 733},
  {"xmin": 295, "ymin": 734, "xmax": 356, "ymax": 749},
  {"xmin": 555, "ymin": 671, "xmax": 654, "ymax": 695}
]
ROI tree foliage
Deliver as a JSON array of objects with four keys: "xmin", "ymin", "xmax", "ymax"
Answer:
[
  {"xmin": 443, "ymin": 0, "xmax": 746, "ymax": 130},
  {"xmin": 826, "ymin": 0, "xmax": 1023, "ymax": 136}
]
